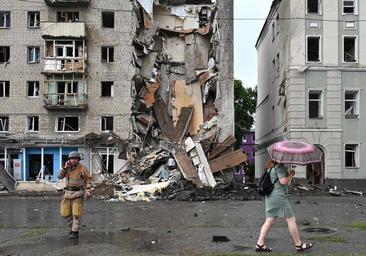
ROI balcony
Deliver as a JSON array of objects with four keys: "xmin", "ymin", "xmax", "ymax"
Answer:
[
  {"xmin": 42, "ymin": 22, "xmax": 86, "ymax": 39},
  {"xmin": 44, "ymin": 0, "xmax": 89, "ymax": 7},
  {"xmin": 44, "ymin": 59, "xmax": 86, "ymax": 74},
  {"xmin": 43, "ymin": 93, "xmax": 88, "ymax": 110}
]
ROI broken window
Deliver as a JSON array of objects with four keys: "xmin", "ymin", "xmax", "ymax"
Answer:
[
  {"xmin": 28, "ymin": 12, "xmax": 40, "ymax": 28},
  {"xmin": 345, "ymin": 90, "xmax": 359, "ymax": 117},
  {"xmin": 343, "ymin": 36, "xmax": 357, "ymax": 62},
  {"xmin": 101, "ymin": 116, "xmax": 113, "ymax": 132},
  {"xmin": 0, "ymin": 117, "xmax": 9, "ymax": 132},
  {"xmin": 0, "ymin": 11, "xmax": 10, "ymax": 28},
  {"xmin": 0, "ymin": 46, "xmax": 10, "ymax": 63},
  {"xmin": 56, "ymin": 116, "xmax": 79, "ymax": 132},
  {"xmin": 101, "ymin": 47, "xmax": 114, "ymax": 63},
  {"xmin": 27, "ymin": 81, "xmax": 39, "ymax": 97},
  {"xmin": 57, "ymin": 12, "xmax": 79, "ymax": 22},
  {"xmin": 345, "ymin": 144, "xmax": 358, "ymax": 167},
  {"xmin": 308, "ymin": 90, "xmax": 323, "ymax": 118},
  {"xmin": 28, "ymin": 47, "xmax": 40, "ymax": 63},
  {"xmin": 101, "ymin": 81, "xmax": 114, "ymax": 97},
  {"xmin": 307, "ymin": 36, "xmax": 320, "ymax": 62},
  {"xmin": 26, "ymin": 116, "xmax": 39, "ymax": 132},
  {"xmin": 0, "ymin": 81, "xmax": 10, "ymax": 97},
  {"xmin": 199, "ymin": 7, "xmax": 209, "ymax": 27},
  {"xmin": 102, "ymin": 12, "xmax": 114, "ymax": 28},
  {"xmin": 307, "ymin": 0, "xmax": 319, "ymax": 13},
  {"xmin": 343, "ymin": 0, "xmax": 357, "ymax": 14},
  {"xmin": 101, "ymin": 154, "xmax": 114, "ymax": 174}
]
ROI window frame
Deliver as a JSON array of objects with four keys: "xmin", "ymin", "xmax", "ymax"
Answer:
[
  {"xmin": 27, "ymin": 46, "xmax": 40, "ymax": 64},
  {"xmin": 342, "ymin": 0, "xmax": 358, "ymax": 15},
  {"xmin": 101, "ymin": 46, "xmax": 114, "ymax": 63},
  {"xmin": 101, "ymin": 81, "xmax": 114, "ymax": 97},
  {"xmin": 344, "ymin": 21, "xmax": 356, "ymax": 29},
  {"xmin": 0, "ymin": 116, "xmax": 9, "ymax": 132},
  {"xmin": 55, "ymin": 116, "xmax": 80, "ymax": 133},
  {"xmin": 0, "ymin": 46, "xmax": 10, "ymax": 63},
  {"xmin": 57, "ymin": 11, "xmax": 79, "ymax": 22},
  {"xmin": 102, "ymin": 11, "xmax": 115, "ymax": 28},
  {"xmin": 0, "ymin": 11, "xmax": 10, "ymax": 29},
  {"xmin": 101, "ymin": 116, "xmax": 114, "ymax": 132},
  {"xmin": 26, "ymin": 116, "xmax": 39, "ymax": 132},
  {"xmin": 345, "ymin": 144, "xmax": 359, "ymax": 168},
  {"xmin": 344, "ymin": 90, "xmax": 359, "ymax": 118},
  {"xmin": 27, "ymin": 11, "xmax": 40, "ymax": 28},
  {"xmin": 306, "ymin": 0, "xmax": 322, "ymax": 15},
  {"xmin": 306, "ymin": 35, "xmax": 322, "ymax": 62},
  {"xmin": 308, "ymin": 89, "xmax": 324, "ymax": 119},
  {"xmin": 343, "ymin": 35, "xmax": 358, "ymax": 63},
  {"xmin": 101, "ymin": 154, "xmax": 114, "ymax": 174},
  {"xmin": 0, "ymin": 81, "xmax": 10, "ymax": 98},
  {"xmin": 27, "ymin": 81, "xmax": 40, "ymax": 98}
]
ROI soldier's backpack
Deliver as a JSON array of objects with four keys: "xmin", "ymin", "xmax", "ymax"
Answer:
[{"xmin": 257, "ymin": 167, "xmax": 278, "ymax": 196}]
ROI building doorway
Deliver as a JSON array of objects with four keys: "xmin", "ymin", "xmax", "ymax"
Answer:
[{"xmin": 306, "ymin": 147, "xmax": 325, "ymax": 184}]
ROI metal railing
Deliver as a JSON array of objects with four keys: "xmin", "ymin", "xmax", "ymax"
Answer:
[
  {"xmin": 44, "ymin": 58, "xmax": 86, "ymax": 73},
  {"xmin": 43, "ymin": 93, "xmax": 88, "ymax": 108}
]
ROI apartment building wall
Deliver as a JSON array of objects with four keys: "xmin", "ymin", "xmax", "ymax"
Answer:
[{"xmin": 256, "ymin": 0, "xmax": 366, "ymax": 180}]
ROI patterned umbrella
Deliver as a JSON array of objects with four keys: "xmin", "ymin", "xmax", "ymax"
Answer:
[{"xmin": 267, "ymin": 141, "xmax": 323, "ymax": 165}]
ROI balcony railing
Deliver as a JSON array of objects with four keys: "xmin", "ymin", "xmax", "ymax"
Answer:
[
  {"xmin": 44, "ymin": 0, "xmax": 89, "ymax": 7},
  {"xmin": 44, "ymin": 59, "xmax": 86, "ymax": 73},
  {"xmin": 43, "ymin": 93, "xmax": 88, "ymax": 110}
]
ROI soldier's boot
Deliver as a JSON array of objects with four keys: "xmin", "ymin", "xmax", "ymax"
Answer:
[{"xmin": 68, "ymin": 231, "xmax": 79, "ymax": 239}]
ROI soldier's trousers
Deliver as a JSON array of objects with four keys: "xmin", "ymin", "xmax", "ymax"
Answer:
[{"xmin": 60, "ymin": 197, "xmax": 83, "ymax": 232}]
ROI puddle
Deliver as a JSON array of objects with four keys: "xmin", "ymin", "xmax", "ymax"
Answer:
[{"xmin": 303, "ymin": 227, "xmax": 336, "ymax": 234}]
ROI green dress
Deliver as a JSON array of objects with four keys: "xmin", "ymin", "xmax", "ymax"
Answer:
[{"xmin": 265, "ymin": 164, "xmax": 294, "ymax": 218}]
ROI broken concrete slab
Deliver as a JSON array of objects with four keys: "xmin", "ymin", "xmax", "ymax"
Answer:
[{"xmin": 0, "ymin": 165, "xmax": 17, "ymax": 191}]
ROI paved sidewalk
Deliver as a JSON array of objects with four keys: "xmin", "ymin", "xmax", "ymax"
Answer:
[{"xmin": 0, "ymin": 196, "xmax": 366, "ymax": 255}]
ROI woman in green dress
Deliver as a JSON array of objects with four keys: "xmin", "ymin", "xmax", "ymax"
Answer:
[{"xmin": 255, "ymin": 159, "xmax": 313, "ymax": 252}]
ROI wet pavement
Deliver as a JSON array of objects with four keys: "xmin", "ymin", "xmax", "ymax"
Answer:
[{"xmin": 0, "ymin": 195, "xmax": 366, "ymax": 255}]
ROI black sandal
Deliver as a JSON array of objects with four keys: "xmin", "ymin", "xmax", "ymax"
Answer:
[
  {"xmin": 295, "ymin": 242, "xmax": 313, "ymax": 252},
  {"xmin": 255, "ymin": 243, "xmax": 272, "ymax": 252}
]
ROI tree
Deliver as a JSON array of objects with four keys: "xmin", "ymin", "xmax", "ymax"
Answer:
[{"xmin": 234, "ymin": 80, "xmax": 257, "ymax": 149}]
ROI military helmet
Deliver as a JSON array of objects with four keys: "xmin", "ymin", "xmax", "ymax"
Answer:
[{"xmin": 68, "ymin": 151, "xmax": 81, "ymax": 159}]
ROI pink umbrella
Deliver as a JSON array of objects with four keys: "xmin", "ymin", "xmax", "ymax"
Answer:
[{"xmin": 267, "ymin": 141, "xmax": 323, "ymax": 165}]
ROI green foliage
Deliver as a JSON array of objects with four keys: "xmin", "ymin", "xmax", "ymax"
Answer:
[
  {"xmin": 234, "ymin": 80, "xmax": 257, "ymax": 149},
  {"xmin": 346, "ymin": 221, "xmax": 366, "ymax": 230},
  {"xmin": 309, "ymin": 235, "xmax": 348, "ymax": 243}
]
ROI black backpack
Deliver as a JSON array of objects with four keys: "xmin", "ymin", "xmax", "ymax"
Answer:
[{"xmin": 257, "ymin": 167, "xmax": 278, "ymax": 196}]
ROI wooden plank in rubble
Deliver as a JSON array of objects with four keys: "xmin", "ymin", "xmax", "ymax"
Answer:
[
  {"xmin": 208, "ymin": 135, "xmax": 236, "ymax": 160},
  {"xmin": 153, "ymin": 98, "xmax": 175, "ymax": 140},
  {"xmin": 172, "ymin": 106, "xmax": 194, "ymax": 143},
  {"xmin": 173, "ymin": 147, "xmax": 201, "ymax": 187},
  {"xmin": 209, "ymin": 149, "xmax": 247, "ymax": 173}
]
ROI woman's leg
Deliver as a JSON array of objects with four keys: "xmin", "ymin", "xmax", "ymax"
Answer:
[
  {"xmin": 286, "ymin": 216, "xmax": 302, "ymax": 246},
  {"xmin": 257, "ymin": 217, "xmax": 276, "ymax": 246}
]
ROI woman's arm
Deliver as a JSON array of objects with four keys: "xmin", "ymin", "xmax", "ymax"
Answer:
[{"xmin": 279, "ymin": 170, "xmax": 295, "ymax": 185}]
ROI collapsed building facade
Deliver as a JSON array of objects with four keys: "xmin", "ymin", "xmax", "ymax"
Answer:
[{"xmin": 0, "ymin": 0, "xmax": 237, "ymax": 192}]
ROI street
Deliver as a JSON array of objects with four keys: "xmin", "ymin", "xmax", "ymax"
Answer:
[{"xmin": 0, "ymin": 195, "xmax": 366, "ymax": 255}]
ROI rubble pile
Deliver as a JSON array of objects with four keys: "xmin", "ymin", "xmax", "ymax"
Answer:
[{"xmin": 90, "ymin": 0, "xmax": 248, "ymax": 201}]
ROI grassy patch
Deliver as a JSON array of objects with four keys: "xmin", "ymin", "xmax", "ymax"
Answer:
[
  {"xmin": 346, "ymin": 221, "xmax": 366, "ymax": 231},
  {"xmin": 309, "ymin": 235, "xmax": 347, "ymax": 244}
]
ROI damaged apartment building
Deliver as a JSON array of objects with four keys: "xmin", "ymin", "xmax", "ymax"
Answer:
[{"xmin": 0, "ymin": 0, "xmax": 235, "ymax": 190}]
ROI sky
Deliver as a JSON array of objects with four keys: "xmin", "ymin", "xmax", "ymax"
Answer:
[{"xmin": 234, "ymin": 0, "xmax": 273, "ymax": 88}]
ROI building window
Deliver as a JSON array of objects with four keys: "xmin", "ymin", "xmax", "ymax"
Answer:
[
  {"xmin": 101, "ymin": 116, "xmax": 113, "ymax": 132},
  {"xmin": 309, "ymin": 90, "xmax": 323, "ymax": 118},
  {"xmin": 275, "ymin": 14, "xmax": 280, "ymax": 35},
  {"xmin": 272, "ymin": 59, "xmax": 276, "ymax": 81},
  {"xmin": 56, "ymin": 116, "xmax": 79, "ymax": 132},
  {"xmin": 0, "ymin": 46, "xmax": 10, "ymax": 63},
  {"xmin": 307, "ymin": 0, "xmax": 320, "ymax": 14},
  {"xmin": 343, "ymin": 0, "xmax": 357, "ymax": 15},
  {"xmin": 345, "ymin": 90, "xmax": 359, "ymax": 117},
  {"xmin": 0, "ymin": 81, "xmax": 10, "ymax": 97},
  {"xmin": 345, "ymin": 144, "xmax": 359, "ymax": 168},
  {"xmin": 57, "ymin": 12, "xmax": 79, "ymax": 22},
  {"xmin": 0, "ymin": 11, "xmax": 10, "ymax": 28},
  {"xmin": 0, "ymin": 117, "xmax": 9, "ymax": 132},
  {"xmin": 309, "ymin": 21, "xmax": 320, "ymax": 28},
  {"xmin": 272, "ymin": 22, "xmax": 275, "ymax": 41},
  {"xmin": 101, "ymin": 154, "xmax": 114, "ymax": 174},
  {"xmin": 28, "ymin": 12, "xmax": 40, "ymax": 28},
  {"xmin": 101, "ymin": 47, "xmax": 114, "ymax": 63},
  {"xmin": 343, "ymin": 36, "xmax": 357, "ymax": 63},
  {"xmin": 344, "ymin": 21, "xmax": 356, "ymax": 29},
  {"xmin": 26, "ymin": 116, "xmax": 39, "ymax": 132},
  {"xmin": 275, "ymin": 53, "xmax": 280, "ymax": 78},
  {"xmin": 27, "ymin": 81, "xmax": 39, "ymax": 97},
  {"xmin": 307, "ymin": 36, "xmax": 320, "ymax": 62},
  {"xmin": 102, "ymin": 12, "xmax": 114, "ymax": 28},
  {"xmin": 28, "ymin": 47, "xmax": 40, "ymax": 63},
  {"xmin": 101, "ymin": 81, "xmax": 114, "ymax": 97}
]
